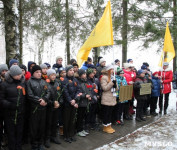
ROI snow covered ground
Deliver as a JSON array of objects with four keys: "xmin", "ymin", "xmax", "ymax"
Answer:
[{"xmin": 96, "ymin": 92, "xmax": 177, "ymax": 150}]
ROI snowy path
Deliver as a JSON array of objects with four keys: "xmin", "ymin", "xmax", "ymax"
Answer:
[{"xmin": 96, "ymin": 92, "xmax": 177, "ymax": 150}]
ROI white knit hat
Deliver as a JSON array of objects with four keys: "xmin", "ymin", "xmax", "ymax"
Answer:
[
  {"xmin": 99, "ymin": 58, "xmax": 106, "ymax": 64},
  {"xmin": 105, "ymin": 64, "xmax": 114, "ymax": 71}
]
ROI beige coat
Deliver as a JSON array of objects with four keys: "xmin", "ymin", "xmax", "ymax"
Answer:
[{"xmin": 100, "ymin": 74, "xmax": 116, "ymax": 106}]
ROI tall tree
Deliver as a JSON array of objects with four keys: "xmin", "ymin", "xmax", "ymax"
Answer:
[
  {"xmin": 2, "ymin": 0, "xmax": 19, "ymax": 65},
  {"xmin": 19, "ymin": 0, "xmax": 23, "ymax": 64}
]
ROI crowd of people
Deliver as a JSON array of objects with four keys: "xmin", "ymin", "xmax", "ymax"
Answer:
[{"xmin": 0, "ymin": 56, "xmax": 174, "ymax": 150}]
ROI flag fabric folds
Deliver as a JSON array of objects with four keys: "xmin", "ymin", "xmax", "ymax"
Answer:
[
  {"xmin": 159, "ymin": 22, "xmax": 175, "ymax": 67},
  {"xmin": 77, "ymin": 0, "xmax": 114, "ymax": 67}
]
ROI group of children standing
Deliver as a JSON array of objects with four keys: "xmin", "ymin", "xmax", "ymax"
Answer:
[{"xmin": 0, "ymin": 56, "xmax": 173, "ymax": 150}]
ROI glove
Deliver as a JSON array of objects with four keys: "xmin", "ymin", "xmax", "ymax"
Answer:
[{"xmin": 112, "ymin": 80, "xmax": 117, "ymax": 88}]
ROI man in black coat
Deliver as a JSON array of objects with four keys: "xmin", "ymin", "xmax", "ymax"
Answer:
[{"xmin": 0, "ymin": 65, "xmax": 25, "ymax": 150}]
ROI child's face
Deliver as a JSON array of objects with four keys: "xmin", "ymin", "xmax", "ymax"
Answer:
[
  {"xmin": 42, "ymin": 68, "xmax": 47, "ymax": 75},
  {"xmin": 67, "ymin": 68, "xmax": 74, "ymax": 77},
  {"xmin": 89, "ymin": 73, "xmax": 95, "ymax": 79},
  {"xmin": 140, "ymin": 73, "xmax": 145, "ymax": 77},
  {"xmin": 80, "ymin": 73, "xmax": 86, "ymax": 79},
  {"xmin": 21, "ymin": 69, "xmax": 26, "ymax": 76},
  {"xmin": 49, "ymin": 74, "xmax": 56, "ymax": 81},
  {"xmin": 33, "ymin": 70, "xmax": 42, "ymax": 79},
  {"xmin": 120, "ymin": 73, "xmax": 124, "ymax": 77},
  {"xmin": 60, "ymin": 71, "xmax": 66, "ymax": 77},
  {"xmin": 154, "ymin": 74, "xmax": 158, "ymax": 77},
  {"xmin": 93, "ymin": 69, "xmax": 97, "ymax": 75},
  {"xmin": 73, "ymin": 66, "xmax": 78, "ymax": 72}
]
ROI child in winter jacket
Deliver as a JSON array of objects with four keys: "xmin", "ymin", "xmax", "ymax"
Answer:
[
  {"xmin": 26, "ymin": 65, "xmax": 50, "ymax": 150},
  {"xmin": 134, "ymin": 69, "xmax": 148, "ymax": 122},
  {"xmin": 150, "ymin": 72, "xmax": 161, "ymax": 116},
  {"xmin": 115, "ymin": 69, "xmax": 128, "ymax": 125},
  {"xmin": 44, "ymin": 69, "xmax": 61, "ymax": 148},
  {"xmin": 40, "ymin": 64, "xmax": 48, "ymax": 80},
  {"xmin": 76, "ymin": 69, "xmax": 90, "ymax": 137},
  {"xmin": 0, "ymin": 65, "xmax": 25, "ymax": 150}
]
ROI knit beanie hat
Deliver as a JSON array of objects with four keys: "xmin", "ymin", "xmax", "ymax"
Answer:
[
  {"xmin": 138, "ymin": 69, "xmax": 145, "ymax": 75},
  {"xmin": 47, "ymin": 69, "xmax": 56, "ymax": 77},
  {"xmin": 9, "ymin": 65, "xmax": 22, "ymax": 77},
  {"xmin": 141, "ymin": 65, "xmax": 147, "ymax": 70},
  {"xmin": 59, "ymin": 67, "xmax": 65, "ymax": 74},
  {"xmin": 19, "ymin": 64, "xmax": 27, "ymax": 72},
  {"xmin": 70, "ymin": 59, "xmax": 76, "ymax": 65},
  {"xmin": 87, "ymin": 68, "xmax": 94, "ymax": 76},
  {"xmin": 56, "ymin": 56, "xmax": 63, "ymax": 62},
  {"xmin": 143, "ymin": 62, "xmax": 149, "ymax": 67},
  {"xmin": 127, "ymin": 59, "xmax": 133, "ymax": 63},
  {"xmin": 40, "ymin": 64, "xmax": 48, "ymax": 69},
  {"xmin": 31, "ymin": 65, "xmax": 42, "ymax": 75},
  {"xmin": 115, "ymin": 59, "xmax": 120, "ymax": 63},
  {"xmin": 65, "ymin": 65, "xmax": 73, "ymax": 73},
  {"xmin": 9, "ymin": 59, "xmax": 19, "ymax": 67},
  {"xmin": 78, "ymin": 69, "xmax": 86, "ymax": 77},
  {"xmin": 117, "ymin": 69, "xmax": 124, "ymax": 75},
  {"xmin": 105, "ymin": 64, "xmax": 114, "ymax": 71},
  {"xmin": 44, "ymin": 63, "xmax": 51, "ymax": 68},
  {"xmin": 99, "ymin": 58, "xmax": 106, "ymax": 64},
  {"xmin": 0, "ymin": 64, "xmax": 8, "ymax": 74}
]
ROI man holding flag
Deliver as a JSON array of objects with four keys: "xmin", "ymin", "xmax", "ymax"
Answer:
[{"xmin": 158, "ymin": 22, "xmax": 175, "ymax": 115}]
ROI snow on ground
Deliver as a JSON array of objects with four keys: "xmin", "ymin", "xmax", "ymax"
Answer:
[{"xmin": 96, "ymin": 91, "xmax": 177, "ymax": 150}]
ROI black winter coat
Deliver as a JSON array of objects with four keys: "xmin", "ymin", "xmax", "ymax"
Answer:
[
  {"xmin": 133, "ymin": 76, "xmax": 148, "ymax": 100},
  {"xmin": 77, "ymin": 78, "xmax": 90, "ymax": 107},
  {"xmin": 62, "ymin": 75, "xmax": 80, "ymax": 106},
  {"xmin": 26, "ymin": 76, "xmax": 50, "ymax": 110},
  {"xmin": 0, "ymin": 72, "xmax": 26, "ymax": 116}
]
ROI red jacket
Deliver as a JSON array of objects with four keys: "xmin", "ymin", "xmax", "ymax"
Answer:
[
  {"xmin": 25, "ymin": 71, "xmax": 31, "ymax": 81},
  {"xmin": 158, "ymin": 67, "xmax": 173, "ymax": 94},
  {"xmin": 123, "ymin": 69, "xmax": 136, "ymax": 85}
]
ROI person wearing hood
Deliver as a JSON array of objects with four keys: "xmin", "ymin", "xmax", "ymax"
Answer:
[
  {"xmin": 158, "ymin": 62, "xmax": 173, "ymax": 115},
  {"xmin": 53, "ymin": 56, "xmax": 64, "ymax": 76},
  {"xmin": 100, "ymin": 64, "xmax": 117, "ymax": 134},
  {"xmin": 28, "ymin": 61, "xmax": 36, "ymax": 74},
  {"xmin": 134, "ymin": 69, "xmax": 148, "ymax": 122},
  {"xmin": 0, "ymin": 65, "xmax": 26, "ymax": 150}
]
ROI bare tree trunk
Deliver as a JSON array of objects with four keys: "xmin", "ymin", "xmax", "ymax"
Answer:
[
  {"xmin": 3, "ymin": 0, "xmax": 20, "ymax": 66},
  {"xmin": 66, "ymin": 0, "xmax": 70, "ymax": 64},
  {"xmin": 173, "ymin": 0, "xmax": 177, "ymax": 72},
  {"xmin": 19, "ymin": 0, "xmax": 23, "ymax": 64},
  {"xmin": 122, "ymin": 0, "xmax": 128, "ymax": 64}
]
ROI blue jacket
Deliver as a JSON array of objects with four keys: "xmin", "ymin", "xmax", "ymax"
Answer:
[
  {"xmin": 151, "ymin": 76, "xmax": 161, "ymax": 97},
  {"xmin": 81, "ymin": 63, "xmax": 95, "ymax": 70}
]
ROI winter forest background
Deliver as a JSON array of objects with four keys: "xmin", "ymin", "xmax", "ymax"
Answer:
[{"xmin": 0, "ymin": 0, "xmax": 177, "ymax": 71}]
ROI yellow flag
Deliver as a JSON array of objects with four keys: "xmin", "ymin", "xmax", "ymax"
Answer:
[
  {"xmin": 77, "ymin": 0, "xmax": 114, "ymax": 67},
  {"xmin": 159, "ymin": 22, "xmax": 175, "ymax": 67}
]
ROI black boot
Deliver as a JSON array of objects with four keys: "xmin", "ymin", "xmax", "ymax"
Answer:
[
  {"xmin": 44, "ymin": 139, "xmax": 50, "ymax": 148},
  {"xmin": 164, "ymin": 110, "xmax": 167, "ymax": 115},
  {"xmin": 140, "ymin": 116, "xmax": 146, "ymax": 121},
  {"xmin": 51, "ymin": 137, "xmax": 61, "ymax": 144}
]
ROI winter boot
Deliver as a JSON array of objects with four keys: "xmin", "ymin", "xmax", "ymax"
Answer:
[
  {"xmin": 108, "ymin": 125, "xmax": 115, "ymax": 133},
  {"xmin": 59, "ymin": 126, "xmax": 63, "ymax": 136},
  {"xmin": 44, "ymin": 139, "xmax": 50, "ymax": 148},
  {"xmin": 164, "ymin": 109, "xmax": 167, "ymax": 115},
  {"xmin": 103, "ymin": 126, "xmax": 114, "ymax": 134}
]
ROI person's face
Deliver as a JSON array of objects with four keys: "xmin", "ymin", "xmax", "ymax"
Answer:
[
  {"xmin": 60, "ymin": 71, "xmax": 66, "ymax": 77},
  {"xmin": 21, "ymin": 69, "xmax": 25, "ymax": 75},
  {"xmin": 49, "ymin": 74, "xmax": 56, "ymax": 81},
  {"xmin": 116, "ymin": 61, "xmax": 120, "ymax": 67},
  {"xmin": 30, "ymin": 64, "xmax": 35, "ymax": 71},
  {"xmin": 129, "ymin": 60, "xmax": 133, "ymax": 64},
  {"xmin": 93, "ymin": 69, "xmax": 97, "ymax": 75},
  {"xmin": 120, "ymin": 73, "xmax": 124, "ymax": 77},
  {"xmin": 42, "ymin": 68, "xmax": 47, "ymax": 75},
  {"xmin": 12, "ymin": 63, "xmax": 18, "ymax": 66},
  {"xmin": 127, "ymin": 67, "xmax": 132, "ymax": 71},
  {"xmin": 73, "ymin": 66, "xmax": 78, "ymax": 72},
  {"xmin": 67, "ymin": 68, "xmax": 74, "ymax": 77},
  {"xmin": 89, "ymin": 73, "xmax": 95, "ymax": 79},
  {"xmin": 33, "ymin": 70, "xmax": 42, "ymax": 79},
  {"xmin": 101, "ymin": 62, "xmax": 106, "ymax": 67},
  {"xmin": 12, "ymin": 74, "xmax": 22, "ymax": 80},
  {"xmin": 163, "ymin": 65, "xmax": 168, "ymax": 70},
  {"xmin": 57, "ymin": 59, "xmax": 63, "ymax": 65},
  {"xmin": 1, "ymin": 70, "xmax": 8, "ymax": 77},
  {"xmin": 88, "ymin": 60, "xmax": 92, "ymax": 65},
  {"xmin": 140, "ymin": 73, "xmax": 145, "ymax": 77},
  {"xmin": 80, "ymin": 73, "xmax": 86, "ymax": 79}
]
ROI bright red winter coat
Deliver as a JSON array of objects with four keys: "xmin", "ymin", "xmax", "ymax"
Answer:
[
  {"xmin": 25, "ymin": 71, "xmax": 31, "ymax": 81},
  {"xmin": 158, "ymin": 67, "xmax": 173, "ymax": 94},
  {"xmin": 123, "ymin": 69, "xmax": 136, "ymax": 85}
]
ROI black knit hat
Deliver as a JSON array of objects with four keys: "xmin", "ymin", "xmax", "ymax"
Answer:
[
  {"xmin": 19, "ymin": 64, "xmax": 27, "ymax": 72},
  {"xmin": 31, "ymin": 65, "xmax": 42, "ymax": 75},
  {"xmin": 143, "ymin": 62, "xmax": 149, "ymax": 67},
  {"xmin": 78, "ymin": 69, "xmax": 86, "ymax": 77}
]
